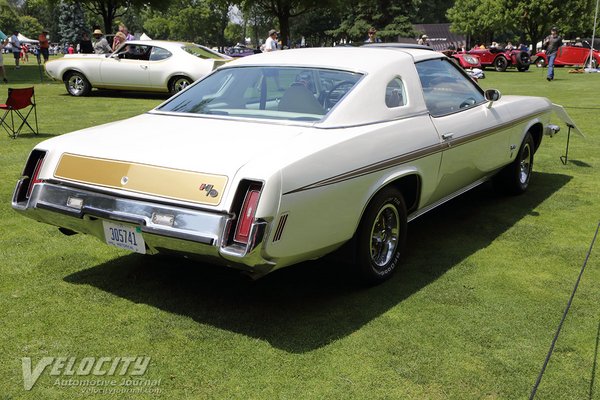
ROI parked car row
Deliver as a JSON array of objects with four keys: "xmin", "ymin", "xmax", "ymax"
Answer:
[{"xmin": 16, "ymin": 44, "xmax": 581, "ymax": 283}]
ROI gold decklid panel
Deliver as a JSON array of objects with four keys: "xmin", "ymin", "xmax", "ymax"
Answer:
[{"xmin": 54, "ymin": 153, "xmax": 227, "ymax": 206}]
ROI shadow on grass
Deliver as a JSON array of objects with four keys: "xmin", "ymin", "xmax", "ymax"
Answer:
[
  {"xmin": 87, "ymin": 90, "xmax": 171, "ymax": 100},
  {"xmin": 64, "ymin": 172, "xmax": 571, "ymax": 353}
]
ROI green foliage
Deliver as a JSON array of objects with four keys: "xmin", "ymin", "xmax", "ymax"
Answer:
[
  {"xmin": 17, "ymin": 14, "xmax": 43, "ymax": 37},
  {"xmin": 224, "ymin": 21, "xmax": 244, "ymax": 45},
  {"xmin": 143, "ymin": 16, "xmax": 171, "ymax": 40},
  {"xmin": 327, "ymin": 0, "xmax": 417, "ymax": 42},
  {"xmin": 0, "ymin": 0, "xmax": 19, "ymax": 33},
  {"xmin": 57, "ymin": 1, "xmax": 86, "ymax": 44}
]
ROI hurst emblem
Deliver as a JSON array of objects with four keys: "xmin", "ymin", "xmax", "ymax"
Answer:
[{"xmin": 199, "ymin": 183, "xmax": 218, "ymax": 198}]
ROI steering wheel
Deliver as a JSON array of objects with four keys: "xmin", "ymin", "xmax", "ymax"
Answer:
[{"xmin": 324, "ymin": 80, "xmax": 355, "ymax": 109}]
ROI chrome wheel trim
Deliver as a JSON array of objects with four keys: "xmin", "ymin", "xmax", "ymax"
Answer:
[
  {"xmin": 369, "ymin": 203, "xmax": 400, "ymax": 267},
  {"xmin": 68, "ymin": 75, "xmax": 84, "ymax": 95},
  {"xmin": 519, "ymin": 142, "xmax": 532, "ymax": 184},
  {"xmin": 173, "ymin": 78, "xmax": 190, "ymax": 92}
]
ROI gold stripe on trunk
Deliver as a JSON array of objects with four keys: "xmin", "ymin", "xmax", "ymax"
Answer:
[{"xmin": 54, "ymin": 153, "xmax": 227, "ymax": 206}]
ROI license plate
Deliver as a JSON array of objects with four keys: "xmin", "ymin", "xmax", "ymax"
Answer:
[{"xmin": 102, "ymin": 221, "xmax": 146, "ymax": 254}]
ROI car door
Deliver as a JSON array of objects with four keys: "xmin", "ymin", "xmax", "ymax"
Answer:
[
  {"xmin": 99, "ymin": 44, "xmax": 151, "ymax": 88},
  {"xmin": 416, "ymin": 58, "xmax": 515, "ymax": 201}
]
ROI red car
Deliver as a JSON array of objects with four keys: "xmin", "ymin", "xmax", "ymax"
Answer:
[
  {"xmin": 534, "ymin": 42, "xmax": 600, "ymax": 68},
  {"xmin": 463, "ymin": 47, "xmax": 531, "ymax": 72}
]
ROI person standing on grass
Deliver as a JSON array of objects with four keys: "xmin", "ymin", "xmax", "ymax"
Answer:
[
  {"xmin": 38, "ymin": 30, "xmax": 50, "ymax": 63},
  {"xmin": 542, "ymin": 26, "xmax": 562, "ymax": 81},
  {"xmin": 10, "ymin": 31, "xmax": 21, "ymax": 69},
  {"xmin": 0, "ymin": 38, "xmax": 9, "ymax": 83}
]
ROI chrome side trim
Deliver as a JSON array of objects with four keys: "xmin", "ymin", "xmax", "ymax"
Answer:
[
  {"xmin": 285, "ymin": 110, "xmax": 548, "ymax": 195},
  {"xmin": 407, "ymin": 174, "xmax": 494, "ymax": 222}
]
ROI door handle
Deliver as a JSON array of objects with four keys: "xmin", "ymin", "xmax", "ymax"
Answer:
[
  {"xmin": 140, "ymin": 65, "xmax": 148, "ymax": 70},
  {"xmin": 442, "ymin": 133, "xmax": 454, "ymax": 140}
]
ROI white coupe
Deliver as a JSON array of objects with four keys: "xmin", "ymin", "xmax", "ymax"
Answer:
[
  {"xmin": 14, "ymin": 46, "xmax": 579, "ymax": 283},
  {"xmin": 44, "ymin": 40, "xmax": 232, "ymax": 96}
]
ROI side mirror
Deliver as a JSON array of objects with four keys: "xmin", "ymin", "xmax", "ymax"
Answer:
[
  {"xmin": 110, "ymin": 53, "xmax": 120, "ymax": 60},
  {"xmin": 484, "ymin": 89, "xmax": 501, "ymax": 108}
]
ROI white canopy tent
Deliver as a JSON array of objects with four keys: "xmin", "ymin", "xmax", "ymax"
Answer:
[{"xmin": 17, "ymin": 33, "xmax": 38, "ymax": 44}]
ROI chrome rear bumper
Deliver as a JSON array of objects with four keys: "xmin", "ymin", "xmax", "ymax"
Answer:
[{"xmin": 12, "ymin": 181, "xmax": 273, "ymax": 272}]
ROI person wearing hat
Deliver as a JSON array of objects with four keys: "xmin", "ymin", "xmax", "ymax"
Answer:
[
  {"xmin": 92, "ymin": 29, "xmax": 112, "ymax": 54},
  {"xmin": 38, "ymin": 30, "xmax": 49, "ymax": 63},
  {"xmin": 417, "ymin": 34, "xmax": 429, "ymax": 46},
  {"xmin": 542, "ymin": 26, "xmax": 562, "ymax": 81},
  {"xmin": 9, "ymin": 30, "xmax": 21, "ymax": 69},
  {"xmin": 365, "ymin": 27, "xmax": 381, "ymax": 43},
  {"xmin": 263, "ymin": 29, "xmax": 279, "ymax": 52}
]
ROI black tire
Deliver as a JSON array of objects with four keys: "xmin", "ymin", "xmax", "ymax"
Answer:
[
  {"xmin": 355, "ymin": 187, "xmax": 407, "ymax": 284},
  {"xmin": 64, "ymin": 71, "xmax": 91, "ymax": 96},
  {"xmin": 516, "ymin": 51, "xmax": 530, "ymax": 70},
  {"xmin": 493, "ymin": 132, "xmax": 535, "ymax": 195},
  {"xmin": 535, "ymin": 58, "xmax": 546, "ymax": 68},
  {"xmin": 169, "ymin": 76, "xmax": 192, "ymax": 94},
  {"xmin": 494, "ymin": 56, "xmax": 508, "ymax": 72}
]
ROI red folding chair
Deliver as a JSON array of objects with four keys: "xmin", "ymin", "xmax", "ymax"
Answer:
[{"xmin": 0, "ymin": 87, "xmax": 39, "ymax": 138}]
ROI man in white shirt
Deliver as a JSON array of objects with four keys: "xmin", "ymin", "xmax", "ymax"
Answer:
[
  {"xmin": 10, "ymin": 31, "xmax": 21, "ymax": 69},
  {"xmin": 264, "ymin": 29, "xmax": 278, "ymax": 52}
]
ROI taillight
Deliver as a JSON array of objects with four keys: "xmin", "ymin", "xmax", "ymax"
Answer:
[
  {"xmin": 26, "ymin": 156, "xmax": 45, "ymax": 198},
  {"xmin": 233, "ymin": 188, "xmax": 261, "ymax": 244}
]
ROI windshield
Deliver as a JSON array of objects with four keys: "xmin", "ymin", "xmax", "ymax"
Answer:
[{"xmin": 157, "ymin": 66, "xmax": 363, "ymax": 122}]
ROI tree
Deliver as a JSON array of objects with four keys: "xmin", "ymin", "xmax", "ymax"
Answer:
[
  {"xmin": 18, "ymin": 15, "xmax": 44, "ymax": 37},
  {"xmin": 0, "ymin": 0, "xmax": 19, "ymax": 33},
  {"xmin": 447, "ymin": 0, "xmax": 506, "ymax": 47},
  {"xmin": 247, "ymin": 0, "xmax": 330, "ymax": 48},
  {"xmin": 78, "ymin": 0, "xmax": 171, "ymax": 35},
  {"xmin": 57, "ymin": 1, "xmax": 86, "ymax": 44},
  {"xmin": 327, "ymin": 0, "xmax": 417, "ymax": 43}
]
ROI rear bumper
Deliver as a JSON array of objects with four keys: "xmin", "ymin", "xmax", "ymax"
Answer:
[{"xmin": 12, "ymin": 181, "xmax": 274, "ymax": 273}]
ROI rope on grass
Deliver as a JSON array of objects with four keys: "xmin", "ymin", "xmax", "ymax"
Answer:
[{"xmin": 529, "ymin": 221, "xmax": 600, "ymax": 399}]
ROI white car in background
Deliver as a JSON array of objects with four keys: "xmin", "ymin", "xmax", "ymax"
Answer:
[
  {"xmin": 15, "ymin": 46, "xmax": 579, "ymax": 284},
  {"xmin": 45, "ymin": 40, "xmax": 232, "ymax": 96}
]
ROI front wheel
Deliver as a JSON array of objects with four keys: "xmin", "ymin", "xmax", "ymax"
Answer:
[
  {"xmin": 355, "ymin": 188, "xmax": 407, "ymax": 284},
  {"xmin": 169, "ymin": 76, "xmax": 192, "ymax": 94},
  {"xmin": 65, "ymin": 71, "xmax": 91, "ymax": 96},
  {"xmin": 535, "ymin": 58, "xmax": 546, "ymax": 68},
  {"xmin": 493, "ymin": 132, "xmax": 535, "ymax": 195},
  {"xmin": 494, "ymin": 56, "xmax": 508, "ymax": 72}
]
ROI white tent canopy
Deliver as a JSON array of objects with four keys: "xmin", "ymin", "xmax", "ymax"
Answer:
[{"xmin": 17, "ymin": 33, "xmax": 38, "ymax": 44}]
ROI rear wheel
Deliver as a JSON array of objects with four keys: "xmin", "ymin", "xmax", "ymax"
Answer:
[
  {"xmin": 494, "ymin": 56, "xmax": 508, "ymax": 72},
  {"xmin": 169, "ymin": 76, "xmax": 192, "ymax": 94},
  {"xmin": 493, "ymin": 132, "xmax": 535, "ymax": 195},
  {"xmin": 65, "ymin": 71, "xmax": 91, "ymax": 96},
  {"xmin": 355, "ymin": 188, "xmax": 407, "ymax": 284}
]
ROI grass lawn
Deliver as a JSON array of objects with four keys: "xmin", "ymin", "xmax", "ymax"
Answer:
[{"xmin": 0, "ymin": 58, "xmax": 599, "ymax": 399}]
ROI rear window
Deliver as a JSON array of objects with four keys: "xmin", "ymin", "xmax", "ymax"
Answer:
[{"xmin": 158, "ymin": 66, "xmax": 363, "ymax": 122}]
